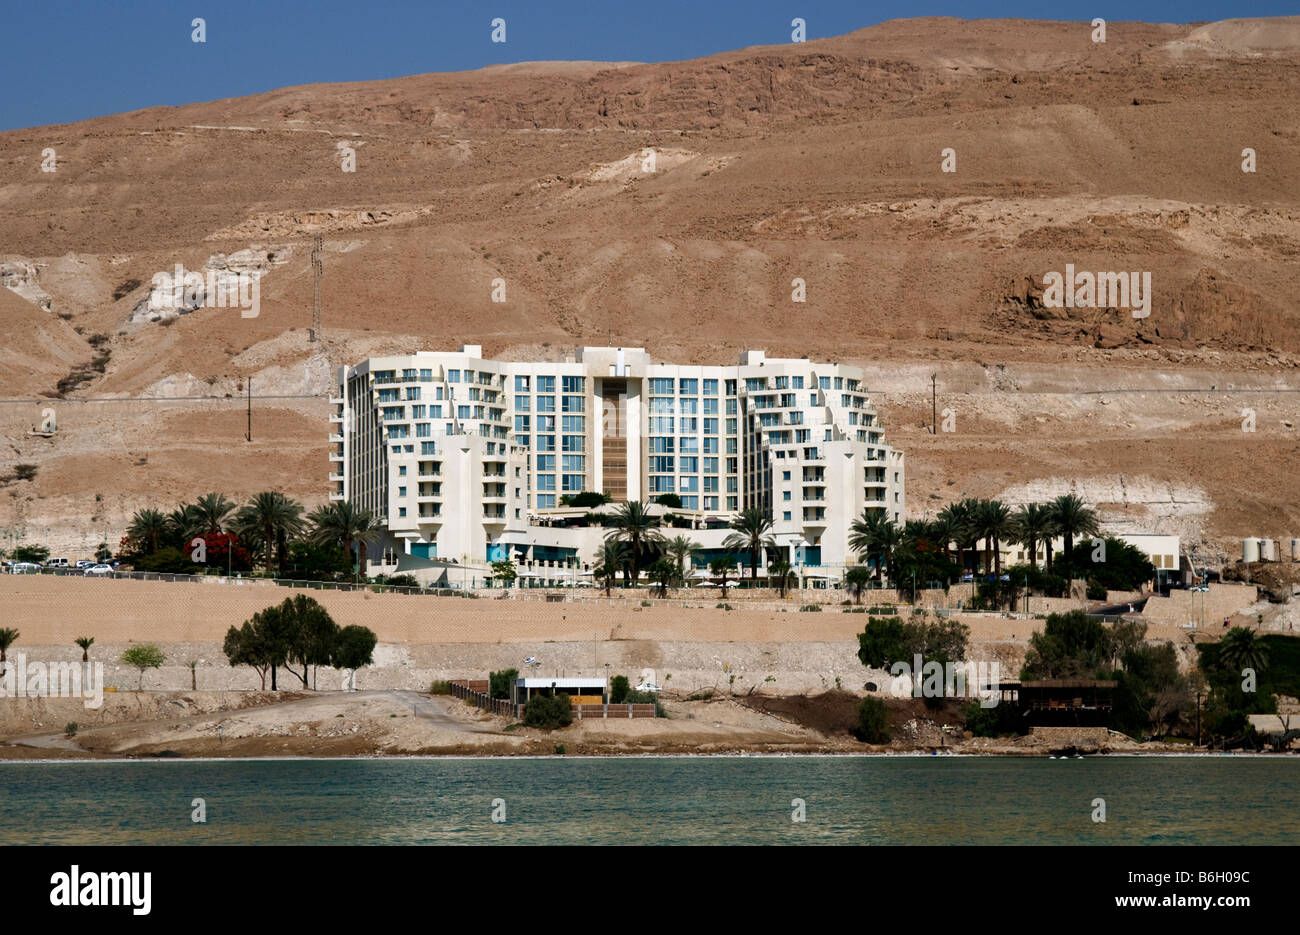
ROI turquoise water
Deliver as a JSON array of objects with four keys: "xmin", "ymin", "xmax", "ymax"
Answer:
[{"xmin": 1, "ymin": 756, "xmax": 1296, "ymax": 845}]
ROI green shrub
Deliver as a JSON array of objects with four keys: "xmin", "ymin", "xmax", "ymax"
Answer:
[
  {"xmin": 855, "ymin": 697, "xmax": 891, "ymax": 743},
  {"xmin": 799, "ymin": 604, "xmax": 822, "ymax": 612},
  {"xmin": 523, "ymin": 693, "xmax": 573, "ymax": 730},
  {"xmin": 716, "ymin": 603, "xmax": 733, "ymax": 611},
  {"xmin": 554, "ymin": 743, "xmax": 566, "ymax": 755},
  {"xmin": 1086, "ymin": 580, "xmax": 1107, "ymax": 601},
  {"xmin": 641, "ymin": 600, "xmax": 652, "ymax": 607},
  {"xmin": 626, "ymin": 689, "xmax": 666, "ymax": 717},
  {"xmin": 610, "ymin": 675, "xmax": 630, "ymax": 704},
  {"xmin": 963, "ymin": 700, "xmax": 1023, "ymax": 737},
  {"xmin": 489, "ymin": 668, "xmax": 518, "ymax": 700},
  {"xmin": 64, "ymin": 722, "xmax": 78, "ymax": 738},
  {"xmin": 428, "ymin": 680, "xmax": 452, "ymax": 695}
]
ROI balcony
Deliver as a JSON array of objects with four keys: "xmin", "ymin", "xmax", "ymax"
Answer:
[
  {"xmin": 328, "ymin": 451, "xmax": 344, "ymax": 462},
  {"xmin": 329, "ymin": 433, "xmax": 344, "ymax": 443},
  {"xmin": 329, "ymin": 472, "xmax": 344, "ymax": 482},
  {"xmin": 329, "ymin": 491, "xmax": 345, "ymax": 501}
]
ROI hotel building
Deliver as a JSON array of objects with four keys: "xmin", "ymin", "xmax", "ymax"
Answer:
[{"xmin": 329, "ymin": 346, "xmax": 905, "ymax": 583}]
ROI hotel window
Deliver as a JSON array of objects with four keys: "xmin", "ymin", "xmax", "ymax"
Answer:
[
  {"xmin": 681, "ymin": 496, "xmax": 698, "ymax": 509},
  {"xmin": 680, "ymin": 456, "xmax": 699, "ymax": 473},
  {"xmin": 648, "ymin": 476, "xmax": 675, "ymax": 493},
  {"xmin": 420, "ymin": 368, "xmax": 433, "ymax": 381},
  {"xmin": 562, "ymin": 395, "xmax": 584, "ymax": 413},
  {"xmin": 399, "ymin": 507, "xmax": 407, "ymax": 517},
  {"xmin": 382, "ymin": 406, "xmax": 404, "ymax": 421},
  {"xmin": 703, "ymin": 379, "xmax": 718, "ymax": 396},
  {"xmin": 792, "ymin": 376, "xmax": 804, "ymax": 389},
  {"xmin": 537, "ymin": 395, "xmax": 555, "ymax": 412},
  {"xmin": 536, "ymin": 435, "xmax": 555, "ymax": 451},
  {"xmin": 398, "ymin": 486, "xmax": 406, "ymax": 497},
  {"xmin": 649, "ymin": 377, "xmax": 674, "ymax": 395},
  {"xmin": 680, "ymin": 417, "xmax": 698, "ymax": 433},
  {"xmin": 378, "ymin": 388, "xmax": 398, "ymax": 402},
  {"xmin": 819, "ymin": 376, "xmax": 830, "ymax": 389},
  {"xmin": 537, "ymin": 455, "xmax": 555, "ymax": 472},
  {"xmin": 561, "ymin": 415, "xmax": 584, "ymax": 432},
  {"xmin": 783, "ymin": 491, "xmax": 791, "ymax": 501},
  {"xmin": 679, "ymin": 398, "xmax": 697, "ymax": 414},
  {"xmin": 416, "ymin": 423, "xmax": 431, "ymax": 438},
  {"xmin": 405, "ymin": 387, "xmax": 421, "ymax": 400},
  {"xmin": 835, "ymin": 377, "xmax": 844, "ymax": 389},
  {"xmin": 649, "ymin": 398, "xmax": 674, "ymax": 414},
  {"xmin": 458, "ymin": 405, "xmax": 471, "ymax": 420},
  {"xmin": 412, "ymin": 405, "xmax": 426, "ymax": 418},
  {"xmin": 515, "ymin": 375, "xmax": 530, "ymax": 392},
  {"xmin": 746, "ymin": 378, "xmax": 765, "ymax": 391},
  {"xmin": 725, "ymin": 380, "xmax": 737, "ymax": 396},
  {"xmin": 562, "ymin": 435, "xmax": 585, "ymax": 452},
  {"xmin": 704, "ymin": 476, "xmax": 719, "ymax": 493},
  {"xmin": 650, "ymin": 436, "xmax": 674, "ymax": 453},
  {"xmin": 536, "ymin": 375, "xmax": 555, "ymax": 393},
  {"xmin": 537, "ymin": 474, "xmax": 555, "ymax": 491},
  {"xmin": 704, "ymin": 496, "xmax": 719, "ymax": 510},
  {"xmin": 421, "ymin": 441, "xmax": 437, "ymax": 455},
  {"xmin": 387, "ymin": 425, "xmax": 409, "ymax": 439},
  {"xmin": 650, "ymin": 456, "xmax": 675, "ymax": 473},
  {"xmin": 703, "ymin": 437, "xmax": 719, "ymax": 454},
  {"xmin": 703, "ymin": 398, "xmax": 718, "ymax": 415},
  {"xmin": 727, "ymin": 496, "xmax": 738, "ymax": 510},
  {"xmin": 399, "ymin": 465, "xmax": 407, "ymax": 476},
  {"xmin": 562, "ymin": 376, "xmax": 584, "ymax": 393},
  {"xmin": 680, "ymin": 437, "xmax": 699, "ymax": 453},
  {"xmin": 515, "ymin": 435, "xmax": 530, "ymax": 448},
  {"xmin": 562, "ymin": 474, "xmax": 585, "ymax": 491},
  {"xmin": 515, "ymin": 395, "xmax": 530, "ymax": 412},
  {"xmin": 726, "ymin": 476, "xmax": 738, "ymax": 492},
  {"xmin": 514, "ymin": 416, "xmax": 531, "ymax": 432},
  {"xmin": 449, "ymin": 370, "xmax": 461, "ymax": 383},
  {"xmin": 562, "ymin": 455, "xmax": 585, "ymax": 472},
  {"xmin": 679, "ymin": 378, "xmax": 698, "ymax": 395},
  {"xmin": 537, "ymin": 494, "xmax": 556, "ymax": 509},
  {"xmin": 775, "ymin": 376, "xmax": 788, "ymax": 389},
  {"xmin": 783, "ymin": 511, "xmax": 791, "ymax": 521},
  {"xmin": 649, "ymin": 416, "xmax": 674, "ymax": 434},
  {"xmin": 534, "ymin": 415, "xmax": 555, "ymax": 433},
  {"xmin": 726, "ymin": 397, "xmax": 738, "ymax": 414},
  {"xmin": 703, "ymin": 457, "xmax": 719, "ymax": 474}
]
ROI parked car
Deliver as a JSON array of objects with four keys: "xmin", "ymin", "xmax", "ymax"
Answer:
[
  {"xmin": 11, "ymin": 562, "xmax": 43, "ymax": 574},
  {"xmin": 46, "ymin": 557, "xmax": 70, "ymax": 568},
  {"xmin": 82, "ymin": 564, "xmax": 114, "ymax": 577},
  {"xmin": 75, "ymin": 560, "xmax": 95, "ymax": 569}
]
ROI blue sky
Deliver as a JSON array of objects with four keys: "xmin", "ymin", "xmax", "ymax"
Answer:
[{"xmin": 1, "ymin": 1, "xmax": 1291, "ymax": 131}]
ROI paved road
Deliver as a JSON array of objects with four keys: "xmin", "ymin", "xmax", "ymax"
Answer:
[{"xmin": 387, "ymin": 690, "xmax": 503, "ymax": 733}]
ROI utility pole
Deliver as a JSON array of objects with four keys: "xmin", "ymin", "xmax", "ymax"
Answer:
[
  {"xmin": 931, "ymin": 373, "xmax": 937, "ymax": 434},
  {"xmin": 310, "ymin": 233, "xmax": 322, "ymax": 342},
  {"xmin": 245, "ymin": 378, "xmax": 252, "ymax": 442}
]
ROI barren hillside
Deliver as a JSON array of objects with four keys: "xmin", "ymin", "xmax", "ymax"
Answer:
[{"xmin": 1, "ymin": 16, "xmax": 1298, "ymax": 556}]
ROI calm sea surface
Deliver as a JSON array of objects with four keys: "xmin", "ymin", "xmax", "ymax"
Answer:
[{"xmin": 1, "ymin": 756, "xmax": 1296, "ymax": 845}]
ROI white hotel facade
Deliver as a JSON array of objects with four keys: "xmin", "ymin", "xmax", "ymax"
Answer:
[{"xmin": 329, "ymin": 346, "xmax": 905, "ymax": 584}]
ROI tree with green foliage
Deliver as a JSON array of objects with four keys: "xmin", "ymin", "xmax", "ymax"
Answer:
[
  {"xmin": 120, "ymin": 644, "xmax": 165, "ymax": 691},
  {"xmin": 0, "ymin": 627, "xmax": 18, "ymax": 677},
  {"xmin": 856, "ymin": 615, "xmax": 969, "ymax": 670},
  {"xmin": 845, "ymin": 566, "xmax": 872, "ymax": 604},
  {"xmin": 523, "ymin": 692, "xmax": 573, "ymax": 729},
  {"xmin": 1021, "ymin": 610, "xmax": 1114, "ymax": 680},
  {"xmin": 489, "ymin": 668, "xmax": 519, "ymax": 700},
  {"xmin": 490, "ymin": 559, "xmax": 518, "ymax": 590},
  {"xmin": 234, "ymin": 491, "xmax": 306, "ymax": 576},
  {"xmin": 12, "ymin": 544, "xmax": 50, "ymax": 565},
  {"xmin": 559, "ymin": 491, "xmax": 612, "ymax": 508},
  {"xmin": 223, "ymin": 621, "xmax": 272, "ymax": 689},
  {"xmin": 849, "ymin": 509, "xmax": 898, "ymax": 583},
  {"xmin": 308, "ymin": 501, "xmax": 380, "ymax": 577},
  {"xmin": 604, "ymin": 500, "xmax": 663, "ymax": 587},
  {"xmin": 1048, "ymin": 494, "xmax": 1099, "ymax": 564},
  {"xmin": 723, "ymin": 507, "xmax": 776, "ymax": 585},
  {"xmin": 648, "ymin": 557, "xmax": 677, "ymax": 597},
  {"xmin": 95, "ymin": 542, "xmax": 113, "ymax": 563},
  {"xmin": 665, "ymin": 535, "xmax": 695, "ymax": 585},
  {"xmin": 651, "ymin": 493, "xmax": 682, "ymax": 509},
  {"xmin": 593, "ymin": 539, "xmax": 628, "ymax": 597},
  {"xmin": 74, "ymin": 636, "xmax": 94, "ymax": 664},
  {"xmin": 1217, "ymin": 626, "xmax": 1269, "ymax": 677},
  {"xmin": 610, "ymin": 675, "xmax": 630, "ymax": 704},
  {"xmin": 1011, "ymin": 502, "xmax": 1054, "ymax": 569},
  {"xmin": 127, "ymin": 509, "xmax": 169, "ymax": 555},
  {"xmin": 334, "ymin": 625, "xmax": 377, "ymax": 691},
  {"xmin": 768, "ymin": 560, "xmax": 797, "ymax": 598},
  {"xmin": 708, "ymin": 555, "xmax": 738, "ymax": 598},
  {"xmin": 856, "ymin": 696, "xmax": 891, "ymax": 743}
]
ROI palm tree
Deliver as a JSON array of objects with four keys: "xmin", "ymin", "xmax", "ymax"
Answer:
[
  {"xmin": 849, "ymin": 509, "xmax": 901, "ymax": 583},
  {"xmin": 845, "ymin": 565, "xmax": 872, "ymax": 603},
  {"xmin": 768, "ymin": 560, "xmax": 797, "ymax": 598},
  {"xmin": 234, "ymin": 491, "xmax": 306, "ymax": 575},
  {"xmin": 308, "ymin": 501, "xmax": 380, "ymax": 577},
  {"xmin": 1217, "ymin": 626, "xmax": 1269, "ymax": 676},
  {"xmin": 1050, "ymin": 494, "xmax": 1100, "ymax": 564},
  {"xmin": 594, "ymin": 539, "xmax": 629, "ymax": 597},
  {"xmin": 1012, "ymin": 502, "xmax": 1053, "ymax": 570},
  {"xmin": 975, "ymin": 499, "xmax": 1013, "ymax": 576},
  {"xmin": 74, "ymin": 635, "xmax": 94, "ymax": 663},
  {"xmin": 167, "ymin": 505, "xmax": 199, "ymax": 545},
  {"xmin": 723, "ymin": 507, "xmax": 775, "ymax": 586},
  {"xmin": 191, "ymin": 492, "xmax": 236, "ymax": 534},
  {"xmin": 604, "ymin": 500, "xmax": 663, "ymax": 587},
  {"xmin": 0, "ymin": 627, "xmax": 17, "ymax": 677},
  {"xmin": 665, "ymin": 535, "xmax": 695, "ymax": 587},
  {"xmin": 708, "ymin": 556, "xmax": 738, "ymax": 598},
  {"xmin": 127, "ymin": 508, "xmax": 169, "ymax": 554},
  {"xmin": 649, "ymin": 558, "xmax": 677, "ymax": 598}
]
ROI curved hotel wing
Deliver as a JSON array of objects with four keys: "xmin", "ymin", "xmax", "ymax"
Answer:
[{"xmin": 329, "ymin": 346, "xmax": 904, "ymax": 582}]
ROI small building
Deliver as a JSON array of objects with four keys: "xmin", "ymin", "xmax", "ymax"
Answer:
[
  {"xmin": 1018, "ymin": 679, "xmax": 1115, "ymax": 727},
  {"xmin": 512, "ymin": 677, "xmax": 608, "ymax": 707}
]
